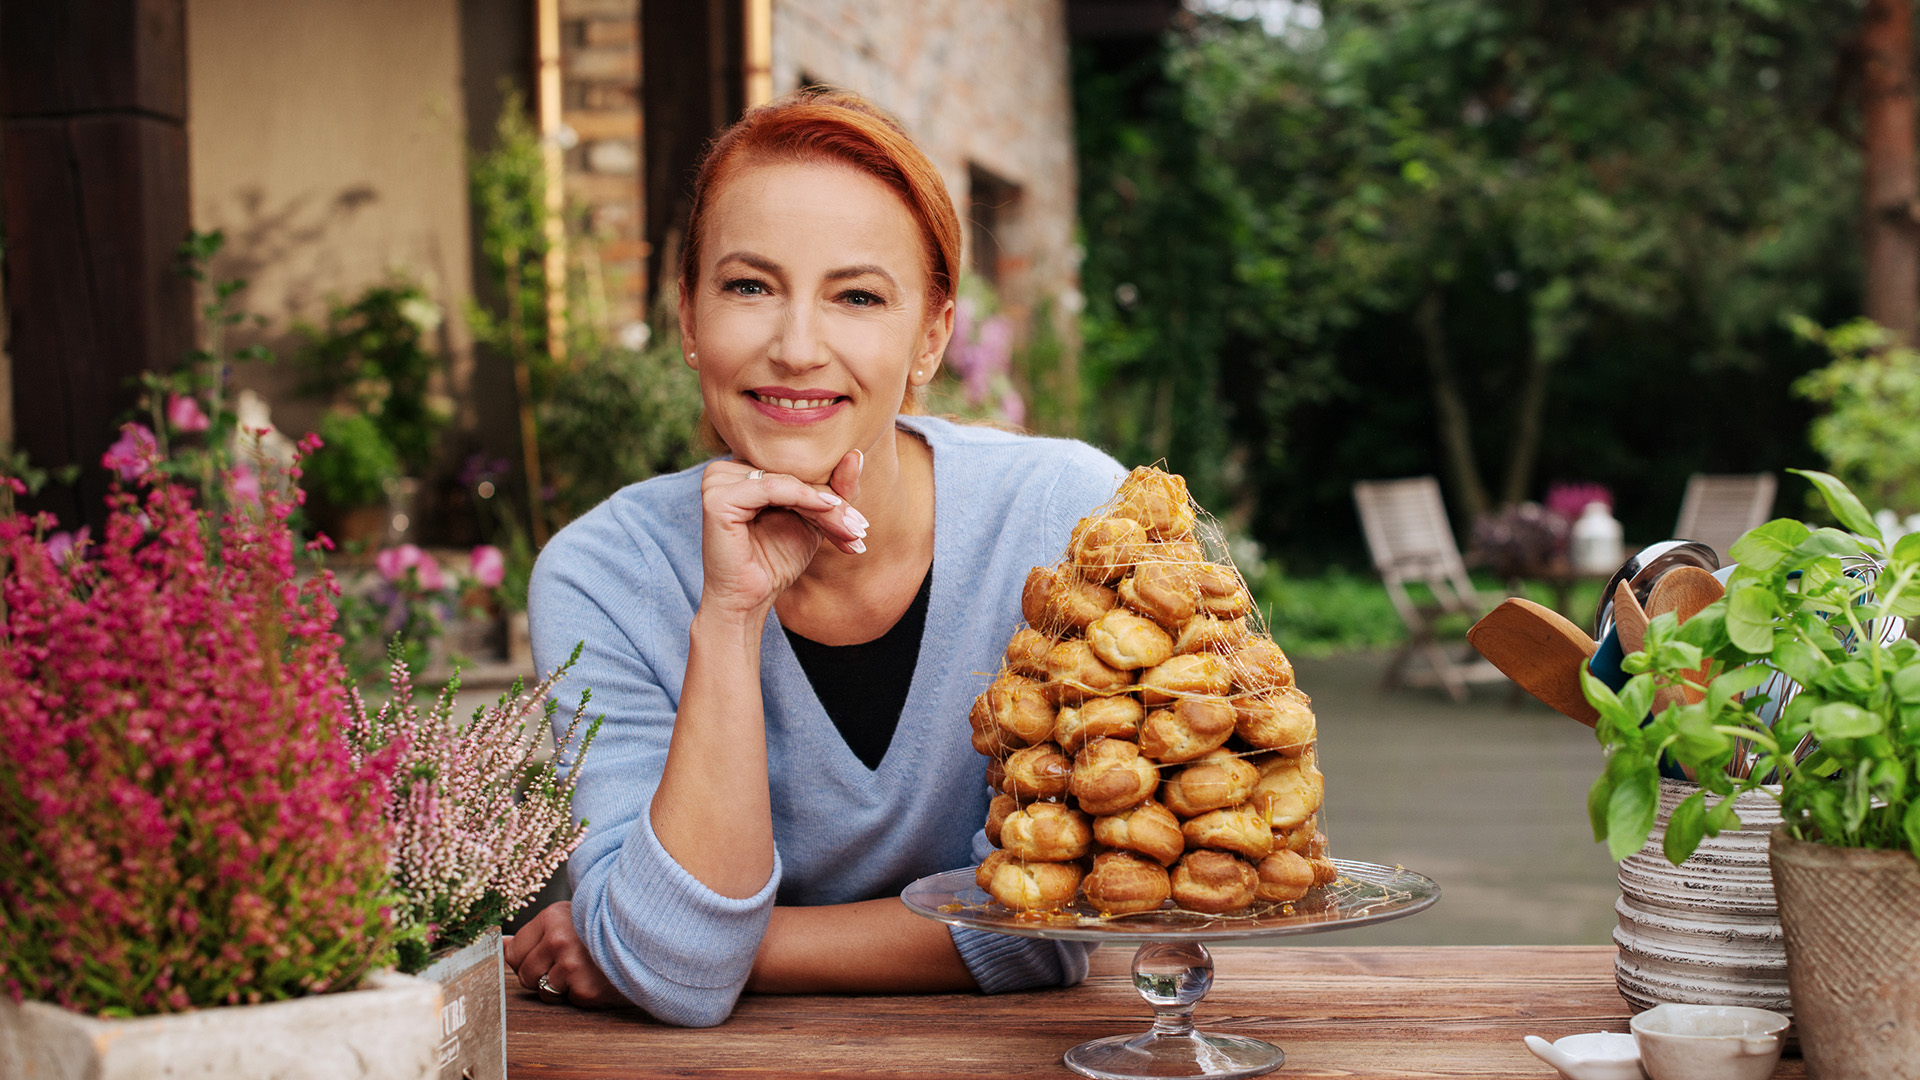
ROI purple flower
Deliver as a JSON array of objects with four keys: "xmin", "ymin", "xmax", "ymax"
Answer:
[
  {"xmin": 101, "ymin": 424, "xmax": 159, "ymax": 481},
  {"xmin": 43, "ymin": 527, "xmax": 90, "ymax": 565},
  {"xmin": 167, "ymin": 394, "xmax": 211, "ymax": 433},
  {"xmin": 376, "ymin": 544, "xmax": 424, "ymax": 582},
  {"xmin": 469, "ymin": 545, "xmax": 505, "ymax": 588}
]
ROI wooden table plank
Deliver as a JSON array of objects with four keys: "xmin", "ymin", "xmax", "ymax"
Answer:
[{"xmin": 506, "ymin": 946, "xmax": 1805, "ymax": 1078}]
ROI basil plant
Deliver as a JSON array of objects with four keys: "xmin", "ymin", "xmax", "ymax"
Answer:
[{"xmin": 1582, "ymin": 470, "xmax": 1920, "ymax": 865}]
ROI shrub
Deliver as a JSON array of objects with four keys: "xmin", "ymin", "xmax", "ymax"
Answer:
[{"xmin": 0, "ymin": 445, "xmax": 401, "ymax": 1015}]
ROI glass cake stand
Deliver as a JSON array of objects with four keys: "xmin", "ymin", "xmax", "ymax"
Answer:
[{"xmin": 902, "ymin": 859, "xmax": 1439, "ymax": 1080}]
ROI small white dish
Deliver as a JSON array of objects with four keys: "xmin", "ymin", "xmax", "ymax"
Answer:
[
  {"xmin": 1523, "ymin": 1031, "xmax": 1646, "ymax": 1080},
  {"xmin": 1629, "ymin": 1003, "xmax": 1788, "ymax": 1080}
]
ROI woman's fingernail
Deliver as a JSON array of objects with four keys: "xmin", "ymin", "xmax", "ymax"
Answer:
[
  {"xmin": 820, "ymin": 491, "xmax": 843, "ymax": 506},
  {"xmin": 849, "ymin": 538, "xmax": 867, "ymax": 554},
  {"xmin": 846, "ymin": 507, "xmax": 870, "ymax": 531}
]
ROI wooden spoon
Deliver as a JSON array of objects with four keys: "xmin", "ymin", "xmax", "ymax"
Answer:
[
  {"xmin": 1646, "ymin": 566, "xmax": 1726, "ymax": 713},
  {"xmin": 1646, "ymin": 566, "xmax": 1724, "ymax": 627},
  {"xmin": 1467, "ymin": 598, "xmax": 1601, "ymax": 726},
  {"xmin": 1613, "ymin": 580, "xmax": 1650, "ymax": 656}
]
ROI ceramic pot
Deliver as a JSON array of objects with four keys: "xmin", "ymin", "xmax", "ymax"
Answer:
[
  {"xmin": 1769, "ymin": 828, "xmax": 1920, "ymax": 1080},
  {"xmin": 417, "ymin": 925, "xmax": 508, "ymax": 1080},
  {"xmin": 1613, "ymin": 780, "xmax": 1789, "ymax": 1014},
  {"xmin": 0, "ymin": 969, "xmax": 440, "ymax": 1080}
]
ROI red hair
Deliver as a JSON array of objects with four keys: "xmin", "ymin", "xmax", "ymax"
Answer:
[{"xmin": 678, "ymin": 88, "xmax": 961, "ymax": 311}]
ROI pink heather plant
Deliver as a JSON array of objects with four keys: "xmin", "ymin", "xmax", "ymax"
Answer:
[
  {"xmin": 346, "ymin": 646, "xmax": 599, "ymax": 972},
  {"xmin": 0, "ymin": 442, "xmax": 401, "ymax": 1016}
]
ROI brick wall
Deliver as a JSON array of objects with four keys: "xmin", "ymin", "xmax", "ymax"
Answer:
[{"xmin": 559, "ymin": 0, "xmax": 646, "ymax": 341}]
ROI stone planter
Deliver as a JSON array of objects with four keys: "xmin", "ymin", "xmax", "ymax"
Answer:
[
  {"xmin": 417, "ymin": 926, "xmax": 508, "ymax": 1080},
  {"xmin": 1770, "ymin": 828, "xmax": 1920, "ymax": 1080},
  {"xmin": 0, "ymin": 969, "xmax": 441, "ymax": 1080},
  {"xmin": 1613, "ymin": 779, "xmax": 1789, "ymax": 1015}
]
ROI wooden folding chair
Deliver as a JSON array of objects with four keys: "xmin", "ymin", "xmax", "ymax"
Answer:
[
  {"xmin": 1674, "ymin": 473, "xmax": 1776, "ymax": 564},
  {"xmin": 1353, "ymin": 477, "xmax": 1508, "ymax": 703}
]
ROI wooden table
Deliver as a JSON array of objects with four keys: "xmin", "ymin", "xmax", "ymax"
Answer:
[{"xmin": 505, "ymin": 945, "xmax": 1805, "ymax": 1078}]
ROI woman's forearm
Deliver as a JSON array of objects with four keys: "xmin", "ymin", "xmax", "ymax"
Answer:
[
  {"xmin": 745, "ymin": 899, "xmax": 977, "ymax": 994},
  {"xmin": 649, "ymin": 604, "xmax": 778, "ymax": 898}
]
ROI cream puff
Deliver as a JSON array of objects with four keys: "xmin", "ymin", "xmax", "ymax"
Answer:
[
  {"xmin": 1181, "ymin": 802, "xmax": 1274, "ymax": 861},
  {"xmin": 1082, "ymin": 850, "xmax": 1174, "ymax": 916},
  {"xmin": 1092, "ymin": 798, "xmax": 1185, "ymax": 867},
  {"xmin": 1069, "ymin": 737, "xmax": 1161, "ymax": 815},
  {"xmin": 981, "ymin": 854, "xmax": 1085, "ymax": 912},
  {"xmin": 1053, "ymin": 694, "xmax": 1144, "ymax": 755},
  {"xmin": 1160, "ymin": 748, "xmax": 1260, "ymax": 818},
  {"xmin": 1119, "ymin": 561, "xmax": 1199, "ymax": 629},
  {"xmin": 1170, "ymin": 850, "xmax": 1257, "ymax": 914},
  {"xmin": 1138, "ymin": 698, "xmax": 1237, "ymax": 763},
  {"xmin": 1000, "ymin": 801, "xmax": 1095, "ymax": 862},
  {"xmin": 1136, "ymin": 652, "xmax": 1233, "ymax": 706},
  {"xmin": 1002, "ymin": 741, "xmax": 1073, "ymax": 800},
  {"xmin": 1233, "ymin": 687, "xmax": 1314, "ymax": 754},
  {"xmin": 1087, "ymin": 608, "xmax": 1175, "ymax": 671}
]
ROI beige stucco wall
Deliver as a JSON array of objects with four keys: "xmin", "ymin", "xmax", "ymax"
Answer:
[
  {"xmin": 771, "ymin": 0, "xmax": 1081, "ymax": 344},
  {"xmin": 186, "ymin": 0, "xmax": 474, "ymax": 438}
]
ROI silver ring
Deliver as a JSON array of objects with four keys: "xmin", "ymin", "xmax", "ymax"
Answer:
[
  {"xmin": 746, "ymin": 469, "xmax": 764, "ymax": 481},
  {"xmin": 537, "ymin": 974, "xmax": 556, "ymax": 995}
]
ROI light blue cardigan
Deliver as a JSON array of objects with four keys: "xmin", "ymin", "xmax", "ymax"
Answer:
[{"xmin": 529, "ymin": 415, "xmax": 1126, "ymax": 1026}]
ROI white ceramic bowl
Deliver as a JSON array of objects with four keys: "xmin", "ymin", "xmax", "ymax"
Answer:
[
  {"xmin": 1630, "ymin": 1003, "xmax": 1788, "ymax": 1080},
  {"xmin": 1523, "ymin": 1032, "xmax": 1646, "ymax": 1080}
]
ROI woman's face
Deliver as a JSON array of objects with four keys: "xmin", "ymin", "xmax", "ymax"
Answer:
[{"xmin": 681, "ymin": 159, "xmax": 953, "ymax": 484}]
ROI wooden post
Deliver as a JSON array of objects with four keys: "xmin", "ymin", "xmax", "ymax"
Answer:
[
  {"xmin": 743, "ymin": 0, "xmax": 774, "ymax": 109},
  {"xmin": 1861, "ymin": 0, "xmax": 1919, "ymax": 345},
  {"xmin": 0, "ymin": 0, "xmax": 193, "ymax": 529}
]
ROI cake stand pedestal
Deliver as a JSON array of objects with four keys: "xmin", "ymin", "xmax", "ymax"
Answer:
[{"xmin": 902, "ymin": 860, "xmax": 1440, "ymax": 1080}]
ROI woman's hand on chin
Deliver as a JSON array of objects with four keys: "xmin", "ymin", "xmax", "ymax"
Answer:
[{"xmin": 699, "ymin": 450, "xmax": 866, "ymax": 617}]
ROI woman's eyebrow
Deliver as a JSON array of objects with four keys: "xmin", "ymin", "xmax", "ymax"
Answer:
[
  {"xmin": 824, "ymin": 264, "xmax": 898, "ymax": 288},
  {"xmin": 714, "ymin": 251, "xmax": 783, "ymax": 277}
]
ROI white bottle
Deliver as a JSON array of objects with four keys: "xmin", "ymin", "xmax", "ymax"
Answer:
[{"xmin": 1571, "ymin": 502, "xmax": 1624, "ymax": 575}]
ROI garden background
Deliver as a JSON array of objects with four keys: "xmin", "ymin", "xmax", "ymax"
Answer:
[{"xmin": 7, "ymin": 0, "xmax": 1920, "ymax": 660}]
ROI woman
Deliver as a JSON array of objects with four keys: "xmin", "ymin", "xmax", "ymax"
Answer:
[{"xmin": 505, "ymin": 89, "xmax": 1124, "ymax": 1027}]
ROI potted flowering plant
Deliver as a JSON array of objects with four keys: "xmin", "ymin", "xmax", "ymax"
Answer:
[
  {"xmin": 1583, "ymin": 469, "xmax": 1920, "ymax": 1077},
  {"xmin": 0, "ymin": 433, "xmax": 441, "ymax": 1079},
  {"xmin": 345, "ymin": 644, "xmax": 599, "ymax": 1080}
]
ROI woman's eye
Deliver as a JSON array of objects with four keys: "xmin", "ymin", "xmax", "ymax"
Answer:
[
  {"xmin": 841, "ymin": 290, "xmax": 884, "ymax": 308},
  {"xmin": 723, "ymin": 278, "xmax": 770, "ymax": 297}
]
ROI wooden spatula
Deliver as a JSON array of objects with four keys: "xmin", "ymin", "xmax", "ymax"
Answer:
[
  {"xmin": 1467, "ymin": 598, "xmax": 1601, "ymax": 726},
  {"xmin": 1614, "ymin": 580, "xmax": 1650, "ymax": 656},
  {"xmin": 1646, "ymin": 566, "xmax": 1726, "ymax": 714}
]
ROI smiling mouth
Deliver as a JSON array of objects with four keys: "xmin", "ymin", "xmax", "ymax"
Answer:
[{"xmin": 748, "ymin": 391, "xmax": 848, "ymax": 411}]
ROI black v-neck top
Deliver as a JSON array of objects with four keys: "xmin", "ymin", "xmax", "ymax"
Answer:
[{"xmin": 782, "ymin": 565, "xmax": 934, "ymax": 770}]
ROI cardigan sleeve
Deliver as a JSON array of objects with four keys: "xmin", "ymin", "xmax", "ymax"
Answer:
[{"xmin": 529, "ymin": 515, "xmax": 780, "ymax": 1028}]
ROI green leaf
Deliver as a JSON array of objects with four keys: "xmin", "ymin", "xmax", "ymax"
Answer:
[
  {"xmin": 1664, "ymin": 790, "xmax": 1708, "ymax": 865},
  {"xmin": 1706, "ymin": 793, "xmax": 1741, "ymax": 834},
  {"xmin": 1770, "ymin": 637, "xmax": 1831, "ymax": 687},
  {"xmin": 1607, "ymin": 757, "xmax": 1661, "ymax": 862},
  {"xmin": 1812, "ymin": 701, "xmax": 1885, "ymax": 740},
  {"xmin": 1673, "ymin": 707, "xmax": 1731, "ymax": 760},
  {"xmin": 1726, "ymin": 586, "xmax": 1780, "ymax": 653},
  {"xmin": 1588, "ymin": 770, "xmax": 1615, "ymax": 843},
  {"xmin": 1894, "ymin": 530, "xmax": 1920, "ymax": 567},
  {"xmin": 1894, "ymin": 664, "xmax": 1920, "ymax": 704},
  {"xmin": 1905, "ymin": 799, "xmax": 1920, "ymax": 862},
  {"xmin": 1815, "ymin": 660, "xmax": 1877, "ymax": 698},
  {"xmin": 1791, "ymin": 528, "xmax": 1865, "ymax": 563},
  {"xmin": 1617, "ymin": 672, "xmax": 1657, "ymax": 725},
  {"xmin": 1789, "ymin": 469, "xmax": 1883, "ymax": 542},
  {"xmin": 1729, "ymin": 519, "xmax": 1812, "ymax": 571},
  {"xmin": 1707, "ymin": 663, "xmax": 1771, "ymax": 715}
]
